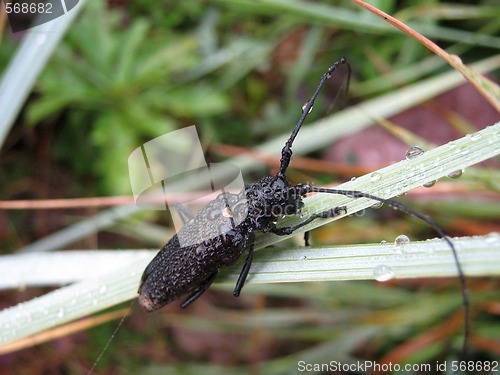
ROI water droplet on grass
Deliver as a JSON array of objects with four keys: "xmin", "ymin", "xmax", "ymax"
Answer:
[
  {"xmin": 370, "ymin": 172, "xmax": 381, "ymax": 182},
  {"xmin": 447, "ymin": 169, "xmax": 463, "ymax": 179},
  {"xmin": 373, "ymin": 265, "xmax": 395, "ymax": 282},
  {"xmin": 485, "ymin": 232, "xmax": 500, "ymax": 243},
  {"xmin": 405, "ymin": 146, "xmax": 424, "ymax": 159},
  {"xmin": 470, "ymin": 133, "xmax": 482, "ymax": 141},
  {"xmin": 423, "ymin": 180, "xmax": 437, "ymax": 188},
  {"xmin": 394, "ymin": 234, "xmax": 410, "ymax": 246}
]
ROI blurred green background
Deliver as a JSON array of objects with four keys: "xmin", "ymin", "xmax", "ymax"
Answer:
[{"xmin": 0, "ymin": 0, "xmax": 499, "ymax": 374}]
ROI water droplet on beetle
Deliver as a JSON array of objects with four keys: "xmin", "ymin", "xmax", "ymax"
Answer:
[
  {"xmin": 373, "ymin": 265, "xmax": 395, "ymax": 282},
  {"xmin": 405, "ymin": 146, "xmax": 424, "ymax": 159},
  {"xmin": 394, "ymin": 234, "xmax": 410, "ymax": 246},
  {"xmin": 302, "ymin": 103, "xmax": 313, "ymax": 113},
  {"xmin": 222, "ymin": 207, "xmax": 233, "ymax": 218}
]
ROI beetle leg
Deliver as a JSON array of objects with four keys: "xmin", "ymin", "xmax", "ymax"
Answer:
[
  {"xmin": 233, "ymin": 234, "xmax": 254, "ymax": 297},
  {"xmin": 180, "ymin": 272, "xmax": 218, "ymax": 309},
  {"xmin": 271, "ymin": 206, "xmax": 347, "ymax": 236},
  {"xmin": 304, "ymin": 231, "xmax": 310, "ymax": 246}
]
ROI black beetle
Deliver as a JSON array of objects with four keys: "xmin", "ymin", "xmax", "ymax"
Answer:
[
  {"xmin": 137, "ymin": 58, "xmax": 469, "ymax": 356},
  {"xmin": 138, "ymin": 58, "xmax": 351, "ymax": 311}
]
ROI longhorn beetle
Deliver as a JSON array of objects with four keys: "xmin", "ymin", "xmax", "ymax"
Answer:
[{"xmin": 138, "ymin": 58, "xmax": 469, "ymax": 356}]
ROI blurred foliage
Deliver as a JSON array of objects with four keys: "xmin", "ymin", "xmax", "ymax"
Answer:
[
  {"xmin": 0, "ymin": 36, "xmax": 15, "ymax": 70},
  {"xmin": 26, "ymin": 1, "xmax": 230, "ymax": 194},
  {"xmin": 4, "ymin": 0, "xmax": 499, "ymax": 196}
]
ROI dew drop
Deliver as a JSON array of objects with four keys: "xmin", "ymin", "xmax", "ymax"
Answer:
[
  {"xmin": 222, "ymin": 207, "xmax": 233, "ymax": 218},
  {"xmin": 373, "ymin": 265, "xmax": 395, "ymax": 282},
  {"xmin": 56, "ymin": 308, "xmax": 65, "ymax": 318},
  {"xmin": 371, "ymin": 201, "xmax": 383, "ymax": 209},
  {"xmin": 460, "ymin": 148, "xmax": 470, "ymax": 156},
  {"xmin": 423, "ymin": 180, "xmax": 437, "ymax": 188},
  {"xmin": 394, "ymin": 234, "xmax": 410, "ymax": 246},
  {"xmin": 405, "ymin": 146, "xmax": 424, "ymax": 160},
  {"xmin": 485, "ymin": 232, "xmax": 500, "ymax": 243},
  {"xmin": 370, "ymin": 172, "xmax": 382, "ymax": 182},
  {"xmin": 447, "ymin": 169, "xmax": 463, "ymax": 179},
  {"xmin": 470, "ymin": 133, "xmax": 482, "ymax": 141},
  {"xmin": 380, "ymin": 240, "xmax": 388, "ymax": 245},
  {"xmin": 99, "ymin": 285, "xmax": 107, "ymax": 294},
  {"xmin": 301, "ymin": 103, "xmax": 313, "ymax": 113},
  {"xmin": 350, "ymin": 177, "xmax": 357, "ymax": 181}
]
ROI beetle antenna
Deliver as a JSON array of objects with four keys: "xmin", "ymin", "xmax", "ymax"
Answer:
[
  {"xmin": 309, "ymin": 186, "xmax": 470, "ymax": 360},
  {"xmin": 278, "ymin": 58, "xmax": 350, "ymax": 178}
]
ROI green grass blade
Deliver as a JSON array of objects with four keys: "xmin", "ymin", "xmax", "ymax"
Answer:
[
  {"xmin": 0, "ymin": 1, "xmax": 86, "ymax": 148},
  {"xmin": 1, "ymin": 122, "xmax": 499, "ymax": 345}
]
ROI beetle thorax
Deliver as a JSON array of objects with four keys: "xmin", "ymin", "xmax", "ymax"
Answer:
[{"xmin": 244, "ymin": 175, "xmax": 305, "ymax": 231}]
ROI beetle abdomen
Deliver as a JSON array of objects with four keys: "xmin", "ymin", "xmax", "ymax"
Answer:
[{"xmin": 138, "ymin": 227, "xmax": 248, "ymax": 311}]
